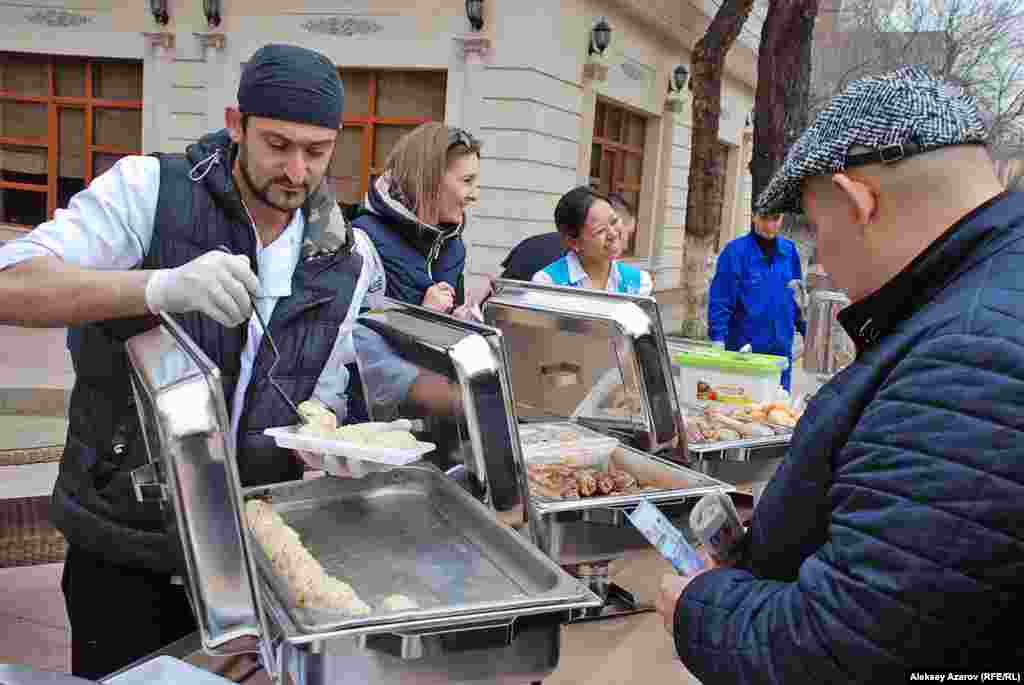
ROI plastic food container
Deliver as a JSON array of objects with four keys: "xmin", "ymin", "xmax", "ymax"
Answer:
[
  {"xmin": 517, "ymin": 421, "xmax": 620, "ymax": 469},
  {"xmin": 673, "ymin": 349, "xmax": 787, "ymax": 405}
]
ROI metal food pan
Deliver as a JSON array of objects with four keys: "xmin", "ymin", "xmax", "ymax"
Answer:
[
  {"xmin": 529, "ymin": 445, "xmax": 730, "ymax": 515},
  {"xmin": 245, "ymin": 467, "xmax": 595, "ymax": 638}
]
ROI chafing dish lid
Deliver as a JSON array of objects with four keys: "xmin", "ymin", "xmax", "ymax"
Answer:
[
  {"xmin": 483, "ymin": 280, "xmax": 683, "ymax": 452},
  {"xmin": 125, "ymin": 314, "xmax": 261, "ymax": 655}
]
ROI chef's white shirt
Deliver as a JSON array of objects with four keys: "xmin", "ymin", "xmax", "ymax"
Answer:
[{"xmin": 0, "ymin": 155, "xmax": 416, "ymax": 430}]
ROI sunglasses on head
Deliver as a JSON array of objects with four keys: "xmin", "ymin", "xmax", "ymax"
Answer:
[{"xmin": 448, "ymin": 128, "xmax": 479, "ymax": 150}]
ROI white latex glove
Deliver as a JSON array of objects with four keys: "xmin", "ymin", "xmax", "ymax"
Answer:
[
  {"xmin": 145, "ymin": 250, "xmax": 259, "ymax": 327},
  {"xmin": 739, "ymin": 344, "xmax": 753, "ymax": 353}
]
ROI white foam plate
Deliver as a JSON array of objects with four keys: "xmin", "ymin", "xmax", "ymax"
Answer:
[{"xmin": 264, "ymin": 425, "xmax": 436, "ymax": 467}]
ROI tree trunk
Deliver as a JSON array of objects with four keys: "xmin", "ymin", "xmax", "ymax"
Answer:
[
  {"xmin": 686, "ymin": 0, "xmax": 756, "ymax": 240},
  {"xmin": 680, "ymin": 0, "xmax": 755, "ymax": 334},
  {"xmin": 750, "ymin": 0, "xmax": 822, "ymax": 209}
]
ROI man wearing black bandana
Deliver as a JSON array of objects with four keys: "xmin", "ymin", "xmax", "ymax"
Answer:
[{"xmin": 0, "ymin": 43, "xmax": 456, "ymax": 678}]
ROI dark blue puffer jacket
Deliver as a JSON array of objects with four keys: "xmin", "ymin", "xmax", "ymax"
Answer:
[
  {"xmin": 353, "ymin": 175, "xmax": 466, "ymax": 307},
  {"xmin": 675, "ymin": 192, "xmax": 1024, "ymax": 683}
]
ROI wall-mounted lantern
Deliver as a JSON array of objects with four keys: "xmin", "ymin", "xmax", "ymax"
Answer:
[
  {"xmin": 670, "ymin": 64, "xmax": 689, "ymax": 93},
  {"xmin": 203, "ymin": 0, "xmax": 221, "ymax": 28},
  {"xmin": 465, "ymin": 0, "xmax": 483, "ymax": 32},
  {"xmin": 589, "ymin": 17, "xmax": 612, "ymax": 56},
  {"xmin": 149, "ymin": 0, "xmax": 168, "ymax": 25}
]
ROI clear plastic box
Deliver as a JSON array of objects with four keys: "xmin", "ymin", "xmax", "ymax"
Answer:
[{"xmin": 517, "ymin": 421, "xmax": 620, "ymax": 469}]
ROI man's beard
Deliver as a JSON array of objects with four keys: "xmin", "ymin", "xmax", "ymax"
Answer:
[{"xmin": 237, "ymin": 142, "xmax": 311, "ymax": 213}]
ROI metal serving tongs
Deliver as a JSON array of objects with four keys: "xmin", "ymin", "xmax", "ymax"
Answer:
[{"xmin": 216, "ymin": 245, "xmax": 305, "ymax": 426}]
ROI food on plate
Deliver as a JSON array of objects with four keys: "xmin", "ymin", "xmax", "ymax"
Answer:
[
  {"xmin": 297, "ymin": 399, "xmax": 338, "ymax": 438},
  {"xmin": 298, "ymin": 398, "xmax": 333, "ymax": 423},
  {"xmin": 595, "ymin": 472, "xmax": 616, "ymax": 495},
  {"xmin": 576, "ymin": 468, "xmax": 598, "ymax": 497},
  {"xmin": 526, "ymin": 460, "xmax": 647, "ymax": 500},
  {"xmin": 380, "ymin": 594, "xmax": 419, "ymax": 612},
  {"xmin": 245, "ymin": 499, "xmax": 370, "ymax": 615},
  {"xmin": 600, "ymin": 385, "xmax": 643, "ymax": 416},
  {"xmin": 335, "ymin": 423, "xmax": 419, "ymax": 448},
  {"xmin": 706, "ymin": 410, "xmax": 774, "ymax": 438},
  {"xmin": 295, "ymin": 402, "xmax": 422, "ymax": 448},
  {"xmin": 768, "ymin": 408, "xmax": 797, "ymax": 427},
  {"xmin": 527, "ymin": 463, "xmax": 580, "ymax": 499},
  {"xmin": 610, "ymin": 470, "xmax": 638, "ymax": 492}
]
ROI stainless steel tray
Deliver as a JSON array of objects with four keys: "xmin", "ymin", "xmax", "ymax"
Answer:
[
  {"xmin": 528, "ymin": 445, "xmax": 730, "ymax": 514},
  {"xmin": 245, "ymin": 467, "xmax": 597, "ymax": 639},
  {"xmin": 685, "ymin": 433, "xmax": 792, "ymax": 454}
]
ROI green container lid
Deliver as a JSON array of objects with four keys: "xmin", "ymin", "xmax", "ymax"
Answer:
[{"xmin": 674, "ymin": 349, "xmax": 787, "ymax": 376}]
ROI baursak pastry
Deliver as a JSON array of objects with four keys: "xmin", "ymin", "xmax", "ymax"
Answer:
[{"xmin": 245, "ymin": 499, "xmax": 370, "ymax": 615}]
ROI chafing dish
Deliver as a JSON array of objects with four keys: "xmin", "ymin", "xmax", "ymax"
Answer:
[
  {"xmin": 481, "ymin": 281, "xmax": 733, "ymax": 619},
  {"xmin": 125, "ymin": 312, "xmax": 600, "ymax": 685},
  {"xmin": 663, "ymin": 337, "xmax": 790, "ymax": 491},
  {"xmin": 484, "ymin": 280, "xmax": 686, "ymax": 456}
]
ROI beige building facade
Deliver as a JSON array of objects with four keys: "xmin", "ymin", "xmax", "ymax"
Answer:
[{"xmin": 0, "ymin": 0, "xmax": 762, "ymax": 330}]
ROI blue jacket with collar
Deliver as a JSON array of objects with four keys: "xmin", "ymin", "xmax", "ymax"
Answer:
[
  {"xmin": 353, "ymin": 177, "xmax": 466, "ymax": 308},
  {"xmin": 708, "ymin": 232, "xmax": 805, "ymax": 388},
  {"xmin": 675, "ymin": 192, "xmax": 1024, "ymax": 683}
]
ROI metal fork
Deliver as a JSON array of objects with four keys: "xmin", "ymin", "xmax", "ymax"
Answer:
[{"xmin": 217, "ymin": 245, "xmax": 305, "ymax": 426}]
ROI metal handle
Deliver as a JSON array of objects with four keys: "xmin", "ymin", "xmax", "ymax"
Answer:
[
  {"xmin": 131, "ymin": 462, "xmax": 167, "ymax": 503},
  {"xmin": 358, "ymin": 619, "xmax": 516, "ymax": 660},
  {"xmin": 540, "ymin": 362, "xmax": 581, "ymax": 389}
]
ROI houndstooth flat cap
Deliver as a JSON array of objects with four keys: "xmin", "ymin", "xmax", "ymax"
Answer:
[{"xmin": 755, "ymin": 66, "xmax": 988, "ymax": 215}]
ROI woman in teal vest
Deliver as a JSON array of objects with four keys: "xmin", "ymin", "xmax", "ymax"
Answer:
[{"xmin": 533, "ymin": 186, "xmax": 653, "ymax": 295}]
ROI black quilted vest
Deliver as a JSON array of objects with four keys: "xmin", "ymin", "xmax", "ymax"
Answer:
[{"xmin": 51, "ymin": 136, "xmax": 362, "ymax": 573}]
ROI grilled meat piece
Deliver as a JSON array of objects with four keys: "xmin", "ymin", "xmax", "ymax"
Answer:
[
  {"xmin": 595, "ymin": 472, "xmax": 616, "ymax": 495},
  {"xmin": 575, "ymin": 469, "xmax": 599, "ymax": 497},
  {"xmin": 610, "ymin": 470, "xmax": 638, "ymax": 492}
]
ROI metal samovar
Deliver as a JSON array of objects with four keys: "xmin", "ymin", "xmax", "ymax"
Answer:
[{"xmin": 800, "ymin": 266, "xmax": 855, "ymax": 381}]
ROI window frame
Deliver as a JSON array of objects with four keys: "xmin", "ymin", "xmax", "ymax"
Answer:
[
  {"xmin": 0, "ymin": 52, "xmax": 143, "ymax": 227},
  {"xmin": 589, "ymin": 98, "xmax": 646, "ymax": 256},
  {"xmin": 333, "ymin": 68, "xmax": 447, "ymax": 205}
]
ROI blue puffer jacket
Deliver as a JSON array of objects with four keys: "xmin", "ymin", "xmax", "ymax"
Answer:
[
  {"xmin": 353, "ymin": 174, "xmax": 466, "ymax": 307},
  {"xmin": 708, "ymin": 233, "xmax": 806, "ymax": 389},
  {"xmin": 676, "ymin": 192, "xmax": 1024, "ymax": 683}
]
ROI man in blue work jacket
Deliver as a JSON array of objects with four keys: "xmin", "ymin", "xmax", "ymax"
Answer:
[{"xmin": 707, "ymin": 212, "xmax": 806, "ymax": 390}]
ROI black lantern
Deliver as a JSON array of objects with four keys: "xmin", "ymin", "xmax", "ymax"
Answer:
[
  {"xmin": 589, "ymin": 17, "xmax": 611, "ymax": 56},
  {"xmin": 203, "ymin": 0, "xmax": 221, "ymax": 28},
  {"xmin": 465, "ymin": 0, "xmax": 484, "ymax": 31},
  {"xmin": 671, "ymin": 64, "xmax": 689, "ymax": 93},
  {"xmin": 150, "ymin": 0, "xmax": 168, "ymax": 25}
]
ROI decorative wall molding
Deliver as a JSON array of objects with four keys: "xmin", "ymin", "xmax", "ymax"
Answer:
[
  {"xmin": 142, "ymin": 31, "xmax": 175, "ymax": 51},
  {"xmin": 301, "ymin": 16, "xmax": 382, "ymax": 37},
  {"xmin": 194, "ymin": 32, "xmax": 227, "ymax": 51},
  {"xmin": 456, "ymin": 33, "xmax": 492, "ymax": 62},
  {"xmin": 621, "ymin": 62, "xmax": 644, "ymax": 82},
  {"xmin": 25, "ymin": 8, "xmax": 93, "ymax": 28}
]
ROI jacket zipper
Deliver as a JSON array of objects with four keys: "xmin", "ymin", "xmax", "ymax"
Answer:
[{"xmin": 426, "ymin": 230, "xmax": 452, "ymax": 282}]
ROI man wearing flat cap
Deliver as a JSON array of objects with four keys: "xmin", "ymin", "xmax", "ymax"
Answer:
[
  {"xmin": 0, "ymin": 44, "xmax": 452, "ymax": 678},
  {"xmin": 656, "ymin": 66, "xmax": 1024, "ymax": 682}
]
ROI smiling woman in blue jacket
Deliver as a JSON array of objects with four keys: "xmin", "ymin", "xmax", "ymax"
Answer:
[
  {"xmin": 707, "ymin": 212, "xmax": 806, "ymax": 389},
  {"xmin": 533, "ymin": 186, "xmax": 653, "ymax": 295},
  {"xmin": 354, "ymin": 123, "xmax": 481, "ymax": 318}
]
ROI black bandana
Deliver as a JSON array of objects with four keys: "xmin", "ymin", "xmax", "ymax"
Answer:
[{"xmin": 238, "ymin": 44, "xmax": 343, "ymax": 131}]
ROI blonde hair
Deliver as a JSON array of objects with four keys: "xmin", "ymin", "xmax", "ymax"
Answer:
[{"xmin": 383, "ymin": 122, "xmax": 482, "ymax": 225}]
